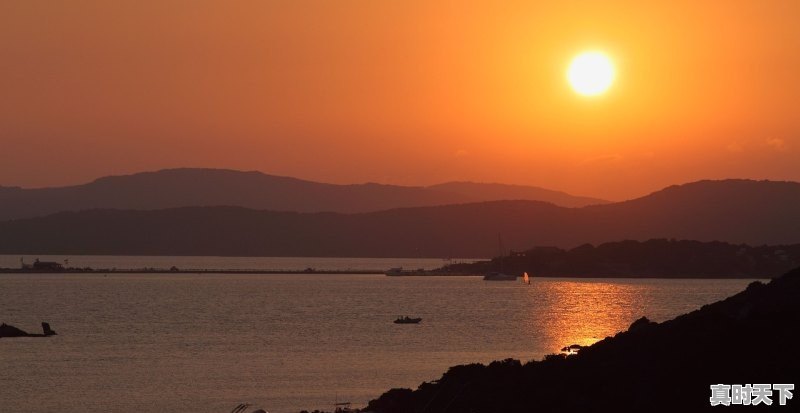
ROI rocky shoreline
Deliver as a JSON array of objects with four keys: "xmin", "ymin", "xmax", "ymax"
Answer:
[{"xmin": 333, "ymin": 266, "xmax": 800, "ymax": 413}]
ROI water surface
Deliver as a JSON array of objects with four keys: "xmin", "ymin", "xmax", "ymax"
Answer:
[{"xmin": 0, "ymin": 257, "xmax": 758, "ymax": 413}]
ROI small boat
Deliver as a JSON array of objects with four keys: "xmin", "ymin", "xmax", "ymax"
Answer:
[
  {"xmin": 394, "ymin": 316, "xmax": 422, "ymax": 324},
  {"xmin": 334, "ymin": 402, "xmax": 357, "ymax": 413},
  {"xmin": 386, "ymin": 267, "xmax": 426, "ymax": 276},
  {"xmin": 483, "ymin": 272, "xmax": 517, "ymax": 281},
  {"xmin": 483, "ymin": 234, "xmax": 517, "ymax": 281},
  {"xmin": 385, "ymin": 267, "xmax": 479, "ymax": 277}
]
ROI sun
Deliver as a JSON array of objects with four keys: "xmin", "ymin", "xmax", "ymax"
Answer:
[{"xmin": 567, "ymin": 51, "xmax": 615, "ymax": 96}]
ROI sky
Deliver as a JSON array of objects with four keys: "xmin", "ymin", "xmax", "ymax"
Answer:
[{"xmin": 1, "ymin": 0, "xmax": 798, "ymax": 200}]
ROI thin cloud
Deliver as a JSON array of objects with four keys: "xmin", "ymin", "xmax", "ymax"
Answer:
[
  {"xmin": 765, "ymin": 138, "xmax": 786, "ymax": 151},
  {"xmin": 726, "ymin": 142, "xmax": 744, "ymax": 153}
]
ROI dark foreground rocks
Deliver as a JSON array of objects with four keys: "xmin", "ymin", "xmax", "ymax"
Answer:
[
  {"xmin": 366, "ymin": 268, "xmax": 800, "ymax": 413},
  {"xmin": 0, "ymin": 322, "xmax": 57, "ymax": 338}
]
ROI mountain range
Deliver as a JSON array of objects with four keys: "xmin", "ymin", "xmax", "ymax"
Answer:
[
  {"xmin": 0, "ymin": 168, "xmax": 607, "ymax": 221},
  {"xmin": 0, "ymin": 178, "xmax": 798, "ymax": 257}
]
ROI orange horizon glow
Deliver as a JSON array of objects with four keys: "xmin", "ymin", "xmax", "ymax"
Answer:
[{"xmin": 1, "ymin": 1, "xmax": 798, "ymax": 200}]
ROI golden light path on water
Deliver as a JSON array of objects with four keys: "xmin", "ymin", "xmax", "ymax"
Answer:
[
  {"xmin": 0, "ymin": 265, "xmax": 756, "ymax": 413},
  {"xmin": 521, "ymin": 280, "xmax": 653, "ymax": 351}
]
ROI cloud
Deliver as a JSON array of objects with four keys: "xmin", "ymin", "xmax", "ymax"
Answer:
[
  {"xmin": 726, "ymin": 141, "xmax": 744, "ymax": 152},
  {"xmin": 765, "ymin": 138, "xmax": 786, "ymax": 151}
]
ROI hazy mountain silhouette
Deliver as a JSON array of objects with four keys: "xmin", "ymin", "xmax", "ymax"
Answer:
[
  {"xmin": 0, "ymin": 168, "xmax": 607, "ymax": 221},
  {"xmin": 1, "ymin": 179, "xmax": 797, "ymax": 258},
  {"xmin": 427, "ymin": 181, "xmax": 605, "ymax": 208}
]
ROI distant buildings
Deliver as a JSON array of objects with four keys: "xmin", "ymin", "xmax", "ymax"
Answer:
[{"xmin": 21, "ymin": 258, "xmax": 65, "ymax": 272}]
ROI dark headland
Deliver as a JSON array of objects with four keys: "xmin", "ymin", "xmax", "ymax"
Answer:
[
  {"xmin": 442, "ymin": 239, "xmax": 800, "ymax": 278},
  {"xmin": 353, "ymin": 267, "xmax": 800, "ymax": 413}
]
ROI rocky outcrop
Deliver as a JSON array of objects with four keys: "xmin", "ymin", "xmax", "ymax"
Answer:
[
  {"xmin": 366, "ymin": 267, "xmax": 800, "ymax": 412},
  {"xmin": 0, "ymin": 322, "xmax": 56, "ymax": 338}
]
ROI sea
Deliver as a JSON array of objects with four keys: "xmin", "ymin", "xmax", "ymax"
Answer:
[{"xmin": 0, "ymin": 255, "xmax": 761, "ymax": 413}]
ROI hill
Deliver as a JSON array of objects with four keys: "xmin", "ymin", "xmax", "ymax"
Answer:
[
  {"xmin": 428, "ymin": 181, "xmax": 605, "ymax": 208},
  {"xmin": 445, "ymin": 239, "xmax": 800, "ymax": 278},
  {"xmin": 0, "ymin": 180, "xmax": 798, "ymax": 257},
  {"xmin": 363, "ymin": 267, "xmax": 800, "ymax": 412},
  {"xmin": 0, "ymin": 168, "xmax": 606, "ymax": 221}
]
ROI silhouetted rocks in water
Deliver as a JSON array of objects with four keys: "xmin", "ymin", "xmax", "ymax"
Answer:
[
  {"xmin": 0, "ymin": 322, "xmax": 56, "ymax": 338},
  {"xmin": 445, "ymin": 239, "xmax": 800, "ymax": 278},
  {"xmin": 41, "ymin": 322, "xmax": 57, "ymax": 336},
  {"xmin": 0, "ymin": 323, "xmax": 29, "ymax": 337},
  {"xmin": 365, "ymin": 267, "xmax": 800, "ymax": 412}
]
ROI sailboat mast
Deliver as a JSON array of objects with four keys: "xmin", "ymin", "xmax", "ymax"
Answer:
[{"xmin": 497, "ymin": 233, "xmax": 504, "ymax": 272}]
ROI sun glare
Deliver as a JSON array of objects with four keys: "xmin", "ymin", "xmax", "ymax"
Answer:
[{"xmin": 567, "ymin": 51, "xmax": 615, "ymax": 96}]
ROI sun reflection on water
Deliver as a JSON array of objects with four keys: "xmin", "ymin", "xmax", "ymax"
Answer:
[{"xmin": 521, "ymin": 279, "xmax": 658, "ymax": 353}]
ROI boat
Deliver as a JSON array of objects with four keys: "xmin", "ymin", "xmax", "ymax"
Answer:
[
  {"xmin": 386, "ymin": 267, "xmax": 427, "ymax": 276},
  {"xmin": 333, "ymin": 402, "xmax": 357, "ymax": 413},
  {"xmin": 385, "ymin": 267, "xmax": 479, "ymax": 276},
  {"xmin": 483, "ymin": 234, "xmax": 517, "ymax": 281},
  {"xmin": 483, "ymin": 272, "xmax": 517, "ymax": 281},
  {"xmin": 394, "ymin": 316, "xmax": 422, "ymax": 324}
]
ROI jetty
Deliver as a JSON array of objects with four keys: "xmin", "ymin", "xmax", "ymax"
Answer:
[{"xmin": 0, "ymin": 266, "xmax": 384, "ymax": 275}]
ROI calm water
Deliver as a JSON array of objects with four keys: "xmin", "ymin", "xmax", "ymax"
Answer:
[{"xmin": 0, "ymin": 256, "xmax": 759, "ymax": 413}]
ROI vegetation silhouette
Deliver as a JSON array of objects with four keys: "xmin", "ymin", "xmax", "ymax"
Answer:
[
  {"xmin": 445, "ymin": 239, "xmax": 800, "ymax": 278},
  {"xmin": 364, "ymin": 267, "xmax": 800, "ymax": 412}
]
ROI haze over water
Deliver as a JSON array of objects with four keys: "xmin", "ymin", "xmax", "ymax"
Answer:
[{"xmin": 0, "ymin": 256, "xmax": 758, "ymax": 413}]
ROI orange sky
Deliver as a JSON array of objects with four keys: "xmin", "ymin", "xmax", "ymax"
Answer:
[{"xmin": 1, "ymin": 1, "xmax": 798, "ymax": 200}]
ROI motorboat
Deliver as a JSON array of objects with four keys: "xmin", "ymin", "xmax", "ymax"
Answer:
[{"xmin": 394, "ymin": 316, "xmax": 422, "ymax": 324}]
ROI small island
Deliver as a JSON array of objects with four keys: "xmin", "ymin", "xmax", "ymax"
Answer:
[
  {"xmin": 0, "ymin": 322, "xmax": 57, "ymax": 338},
  {"xmin": 437, "ymin": 239, "xmax": 800, "ymax": 278}
]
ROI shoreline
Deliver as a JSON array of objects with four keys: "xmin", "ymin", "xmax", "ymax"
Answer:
[
  {"xmin": 0, "ymin": 268, "xmax": 384, "ymax": 275},
  {"xmin": 0, "ymin": 268, "xmax": 771, "ymax": 279},
  {"xmin": 359, "ymin": 267, "xmax": 800, "ymax": 413}
]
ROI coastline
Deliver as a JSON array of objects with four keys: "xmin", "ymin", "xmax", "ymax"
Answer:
[
  {"xmin": 0, "ymin": 267, "xmax": 773, "ymax": 279},
  {"xmin": 357, "ymin": 267, "xmax": 800, "ymax": 413}
]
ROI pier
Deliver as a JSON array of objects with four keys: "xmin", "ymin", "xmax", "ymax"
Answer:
[{"xmin": 0, "ymin": 267, "xmax": 385, "ymax": 275}]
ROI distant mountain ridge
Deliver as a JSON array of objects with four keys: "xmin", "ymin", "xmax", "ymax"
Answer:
[
  {"xmin": 0, "ymin": 168, "xmax": 607, "ymax": 221},
  {"xmin": 0, "ymin": 179, "xmax": 798, "ymax": 257}
]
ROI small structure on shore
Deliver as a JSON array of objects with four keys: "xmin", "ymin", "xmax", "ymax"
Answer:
[
  {"xmin": 560, "ymin": 344, "xmax": 584, "ymax": 354},
  {"xmin": 20, "ymin": 258, "xmax": 66, "ymax": 272}
]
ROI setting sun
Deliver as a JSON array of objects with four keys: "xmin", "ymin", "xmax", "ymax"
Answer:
[
  {"xmin": 2, "ymin": 2, "xmax": 800, "ymax": 412},
  {"xmin": 567, "ymin": 51, "xmax": 615, "ymax": 96}
]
